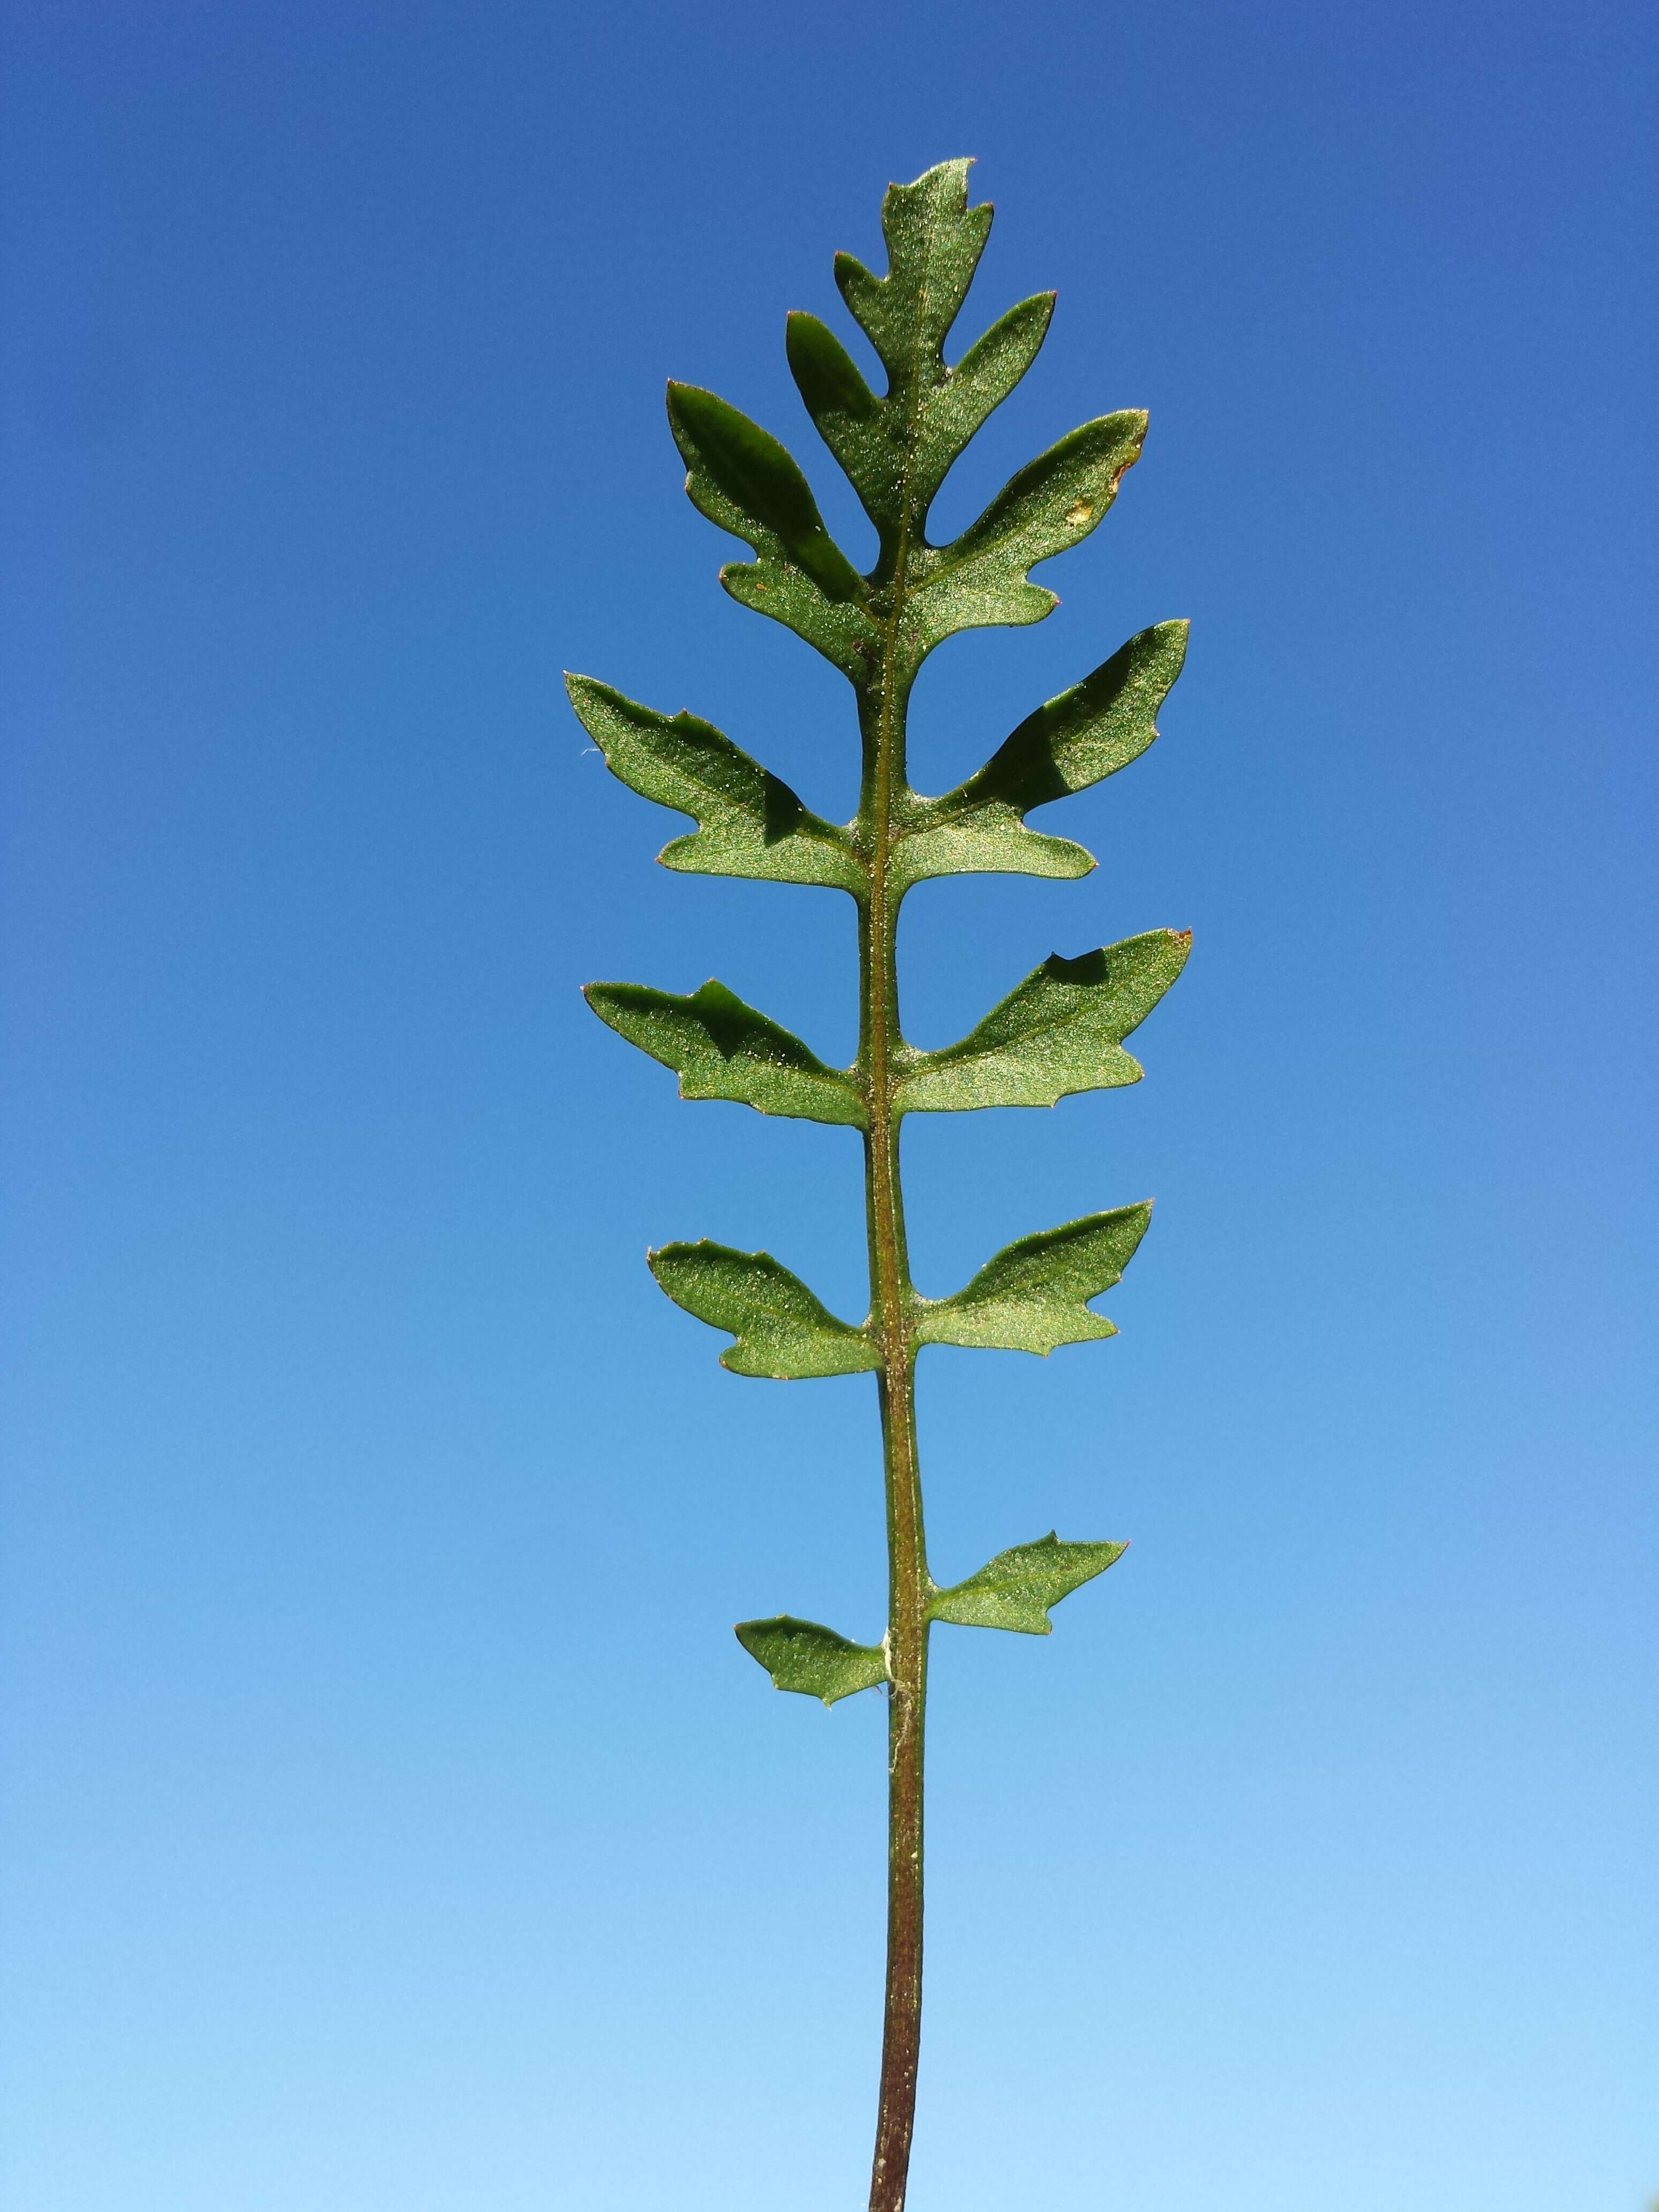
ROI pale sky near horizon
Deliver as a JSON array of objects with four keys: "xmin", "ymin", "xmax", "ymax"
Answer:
[{"xmin": 3, "ymin": 4, "xmax": 1655, "ymax": 2208}]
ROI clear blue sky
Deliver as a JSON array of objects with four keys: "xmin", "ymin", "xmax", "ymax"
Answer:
[{"xmin": 2, "ymin": 4, "xmax": 1654, "ymax": 2208}]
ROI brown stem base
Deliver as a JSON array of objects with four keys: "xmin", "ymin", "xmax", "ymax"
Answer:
[{"xmin": 868, "ymin": 1654, "xmax": 926, "ymax": 2212}]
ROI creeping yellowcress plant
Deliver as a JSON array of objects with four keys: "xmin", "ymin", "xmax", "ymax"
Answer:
[{"xmin": 570, "ymin": 159, "xmax": 1188, "ymax": 2212}]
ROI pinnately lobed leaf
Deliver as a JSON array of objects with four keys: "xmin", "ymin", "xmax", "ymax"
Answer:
[
  {"xmin": 735, "ymin": 1616, "xmax": 889, "ymax": 1705},
  {"xmin": 578, "ymin": 162, "xmax": 1192, "ymax": 2211},
  {"xmin": 929, "ymin": 1533, "xmax": 1129, "ymax": 1634}
]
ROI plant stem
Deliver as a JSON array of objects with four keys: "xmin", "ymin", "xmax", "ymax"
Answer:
[
  {"xmin": 860, "ymin": 619, "xmax": 929, "ymax": 2209},
  {"xmin": 869, "ymin": 1346, "xmax": 927, "ymax": 2212}
]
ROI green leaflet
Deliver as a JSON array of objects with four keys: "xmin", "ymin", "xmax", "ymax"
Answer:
[
  {"xmin": 834, "ymin": 158, "xmax": 992, "ymax": 399},
  {"xmin": 667, "ymin": 381, "xmax": 864, "ymax": 603},
  {"xmin": 973, "ymin": 620, "xmax": 1190, "ymax": 809},
  {"xmin": 929, "ymin": 1533, "xmax": 1128, "ymax": 1634},
  {"xmin": 787, "ymin": 166, "xmax": 1054, "ymax": 550},
  {"xmin": 892, "ymin": 622, "xmax": 1189, "ymax": 888},
  {"xmin": 915, "ymin": 1202, "xmax": 1153, "ymax": 1355},
  {"xmin": 667, "ymin": 382, "xmax": 877, "ymax": 679},
  {"xmin": 786, "ymin": 310, "xmax": 901, "ymax": 540},
  {"xmin": 890, "ymin": 808, "xmax": 1095, "ymax": 890},
  {"xmin": 788, "ymin": 289, "xmax": 1055, "ymax": 541},
  {"xmin": 910, "ymin": 291, "xmax": 1055, "ymax": 513},
  {"xmin": 894, "ymin": 931, "xmax": 1190, "ymax": 1115},
  {"xmin": 566, "ymin": 675, "xmax": 864, "ymax": 894},
  {"xmin": 736, "ymin": 1616, "xmax": 888, "ymax": 1705},
  {"xmin": 901, "ymin": 413, "xmax": 1148, "ymax": 665},
  {"xmin": 649, "ymin": 1240, "xmax": 879, "ymax": 1379},
  {"xmin": 585, "ymin": 979, "xmax": 866, "ymax": 1128}
]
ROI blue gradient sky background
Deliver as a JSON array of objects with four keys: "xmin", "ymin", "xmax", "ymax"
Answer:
[{"xmin": 2, "ymin": 4, "xmax": 1655, "ymax": 2208}]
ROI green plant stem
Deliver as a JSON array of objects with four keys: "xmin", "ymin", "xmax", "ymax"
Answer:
[{"xmin": 860, "ymin": 631, "xmax": 930, "ymax": 2211}]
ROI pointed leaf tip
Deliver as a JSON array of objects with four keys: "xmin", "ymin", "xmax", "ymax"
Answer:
[
  {"xmin": 736, "ymin": 1616, "xmax": 887, "ymax": 1704},
  {"xmin": 786, "ymin": 311, "xmax": 877, "ymax": 421}
]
